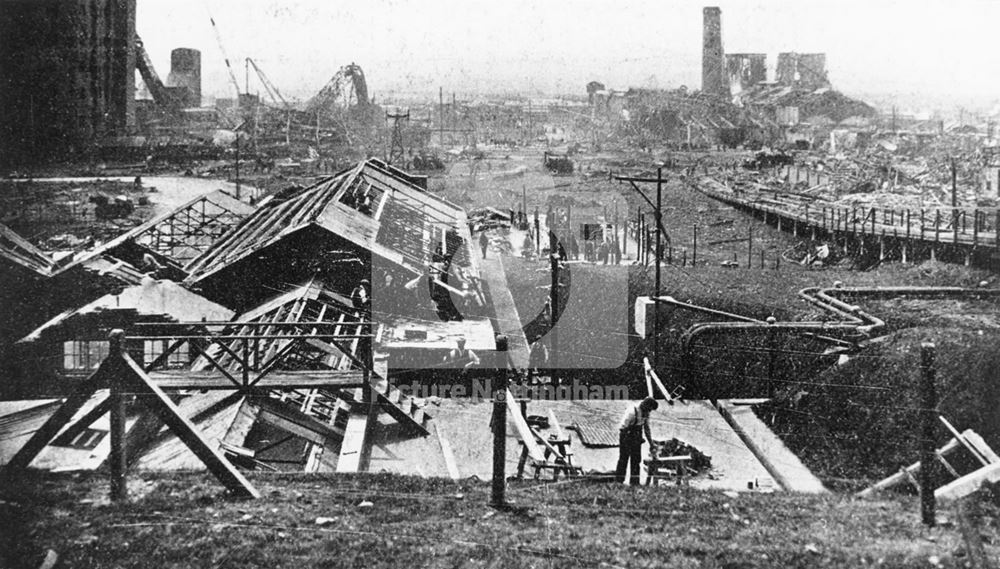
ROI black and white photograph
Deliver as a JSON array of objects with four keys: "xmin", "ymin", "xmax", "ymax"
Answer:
[{"xmin": 1, "ymin": 0, "xmax": 999, "ymax": 567}]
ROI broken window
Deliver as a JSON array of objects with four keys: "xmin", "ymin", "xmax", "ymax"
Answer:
[
  {"xmin": 62, "ymin": 340, "xmax": 110, "ymax": 371},
  {"xmin": 143, "ymin": 340, "xmax": 190, "ymax": 369}
]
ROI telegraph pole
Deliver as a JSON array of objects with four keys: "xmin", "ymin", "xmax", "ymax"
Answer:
[
  {"xmin": 549, "ymin": 229, "xmax": 560, "ymax": 386},
  {"xmin": 613, "ymin": 167, "xmax": 668, "ymax": 370},
  {"xmin": 234, "ymin": 132, "xmax": 241, "ymax": 200}
]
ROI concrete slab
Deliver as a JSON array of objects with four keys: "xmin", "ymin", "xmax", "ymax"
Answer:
[{"xmin": 366, "ymin": 398, "xmax": 789, "ymax": 492}]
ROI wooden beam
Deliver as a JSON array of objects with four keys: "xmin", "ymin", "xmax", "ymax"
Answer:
[
  {"xmin": 255, "ymin": 398, "xmax": 344, "ymax": 445},
  {"xmin": 940, "ymin": 416, "xmax": 992, "ymax": 466},
  {"xmin": 336, "ymin": 412, "xmax": 368, "ymax": 473},
  {"xmin": 148, "ymin": 369, "xmax": 368, "ymax": 390},
  {"xmin": 644, "ymin": 357, "xmax": 674, "ymax": 403},
  {"xmin": 53, "ymin": 396, "xmax": 112, "ymax": 446},
  {"xmin": 7, "ymin": 368, "xmax": 107, "ymax": 469},
  {"xmin": 506, "ymin": 389, "xmax": 545, "ymax": 462},
  {"xmin": 436, "ymin": 426, "xmax": 461, "ymax": 480},
  {"xmin": 118, "ymin": 352, "xmax": 260, "ymax": 498},
  {"xmin": 548, "ymin": 409, "xmax": 567, "ymax": 441},
  {"xmin": 937, "ymin": 462, "xmax": 1000, "ymax": 502}
]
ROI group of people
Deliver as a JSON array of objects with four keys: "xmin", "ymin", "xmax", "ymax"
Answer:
[
  {"xmin": 562, "ymin": 235, "xmax": 622, "ymax": 265},
  {"xmin": 341, "ymin": 185, "xmax": 375, "ymax": 215}
]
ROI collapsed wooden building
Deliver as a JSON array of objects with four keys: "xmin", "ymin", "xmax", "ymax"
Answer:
[{"xmin": 1, "ymin": 159, "xmax": 503, "ymax": 492}]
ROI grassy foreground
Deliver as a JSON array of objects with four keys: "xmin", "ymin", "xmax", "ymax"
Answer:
[{"xmin": 0, "ymin": 469, "xmax": 991, "ymax": 568}]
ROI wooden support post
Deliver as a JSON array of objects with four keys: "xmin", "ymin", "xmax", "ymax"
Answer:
[
  {"xmin": 766, "ymin": 319, "xmax": 777, "ymax": 397},
  {"xmin": 567, "ymin": 203, "xmax": 573, "ymax": 256},
  {"xmin": 921, "ymin": 342, "xmax": 938, "ymax": 527},
  {"xmin": 117, "ymin": 351, "xmax": 260, "ymax": 498},
  {"xmin": 747, "ymin": 224, "xmax": 753, "ymax": 269},
  {"xmin": 361, "ymin": 367, "xmax": 378, "ymax": 471},
  {"xmin": 636, "ymin": 207, "xmax": 642, "ymax": 262},
  {"xmin": 534, "ymin": 211, "xmax": 540, "ymax": 255},
  {"xmin": 490, "ymin": 369, "xmax": 508, "ymax": 508},
  {"xmin": 7, "ymin": 372, "xmax": 105, "ymax": 469},
  {"xmin": 109, "ymin": 330, "xmax": 128, "ymax": 502},
  {"xmin": 760, "ymin": 249, "xmax": 764, "ymax": 269},
  {"xmin": 692, "ymin": 224, "xmax": 698, "ymax": 267}
]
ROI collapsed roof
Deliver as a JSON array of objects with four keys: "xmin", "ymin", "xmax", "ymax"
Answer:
[{"xmin": 185, "ymin": 158, "xmax": 477, "ymax": 294}]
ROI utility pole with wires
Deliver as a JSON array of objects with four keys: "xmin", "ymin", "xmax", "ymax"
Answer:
[
  {"xmin": 613, "ymin": 167, "xmax": 670, "ymax": 371},
  {"xmin": 549, "ymin": 227, "xmax": 561, "ymax": 386}
]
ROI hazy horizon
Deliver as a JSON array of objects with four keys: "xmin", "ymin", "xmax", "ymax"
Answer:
[{"xmin": 136, "ymin": 0, "xmax": 1000, "ymax": 115}]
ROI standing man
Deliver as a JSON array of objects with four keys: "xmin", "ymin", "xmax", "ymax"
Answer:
[
  {"xmin": 444, "ymin": 337, "xmax": 481, "ymax": 370},
  {"xmin": 479, "ymin": 231, "xmax": 489, "ymax": 259},
  {"xmin": 615, "ymin": 397, "xmax": 659, "ymax": 485}
]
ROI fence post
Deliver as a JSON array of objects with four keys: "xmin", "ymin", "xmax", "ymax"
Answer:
[
  {"xmin": 920, "ymin": 342, "xmax": 937, "ymax": 527},
  {"xmin": 490, "ymin": 365, "xmax": 509, "ymax": 508},
  {"xmin": 108, "ymin": 329, "xmax": 128, "ymax": 503},
  {"xmin": 692, "ymin": 224, "xmax": 698, "ymax": 267}
]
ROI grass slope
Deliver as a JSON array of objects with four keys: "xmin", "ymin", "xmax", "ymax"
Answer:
[{"xmin": 0, "ymin": 470, "xmax": 985, "ymax": 569}]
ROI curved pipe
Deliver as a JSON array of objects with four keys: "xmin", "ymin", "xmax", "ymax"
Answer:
[{"xmin": 679, "ymin": 284, "xmax": 1000, "ymax": 355}]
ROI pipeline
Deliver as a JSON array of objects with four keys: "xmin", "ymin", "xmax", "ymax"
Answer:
[{"xmin": 678, "ymin": 283, "xmax": 1000, "ymax": 356}]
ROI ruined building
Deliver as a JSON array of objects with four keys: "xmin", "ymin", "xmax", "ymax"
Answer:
[
  {"xmin": 0, "ymin": 0, "xmax": 137, "ymax": 169},
  {"xmin": 726, "ymin": 53, "xmax": 767, "ymax": 93},
  {"xmin": 776, "ymin": 52, "xmax": 830, "ymax": 90}
]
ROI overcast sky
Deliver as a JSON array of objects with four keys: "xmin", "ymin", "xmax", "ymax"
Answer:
[{"xmin": 136, "ymin": 0, "xmax": 1000, "ymax": 110}]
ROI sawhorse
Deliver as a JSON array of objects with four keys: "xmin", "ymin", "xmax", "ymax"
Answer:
[{"xmin": 645, "ymin": 455, "xmax": 691, "ymax": 486}]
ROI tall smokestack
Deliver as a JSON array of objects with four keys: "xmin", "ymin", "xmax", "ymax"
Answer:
[{"xmin": 702, "ymin": 7, "xmax": 730, "ymax": 99}]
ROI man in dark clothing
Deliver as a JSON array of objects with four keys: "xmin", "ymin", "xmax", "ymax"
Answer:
[
  {"xmin": 350, "ymin": 279, "xmax": 371, "ymax": 312},
  {"xmin": 615, "ymin": 397, "xmax": 658, "ymax": 485},
  {"xmin": 444, "ymin": 337, "xmax": 480, "ymax": 369},
  {"xmin": 479, "ymin": 232, "xmax": 489, "ymax": 258}
]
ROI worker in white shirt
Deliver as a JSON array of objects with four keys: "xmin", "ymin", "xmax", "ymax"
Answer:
[{"xmin": 615, "ymin": 397, "xmax": 659, "ymax": 485}]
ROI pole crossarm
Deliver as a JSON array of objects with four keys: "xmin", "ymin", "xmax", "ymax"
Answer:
[{"xmin": 613, "ymin": 173, "xmax": 671, "ymax": 241}]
